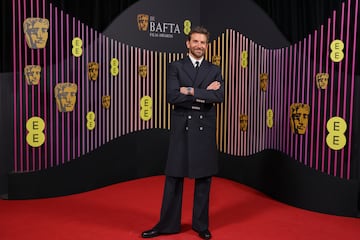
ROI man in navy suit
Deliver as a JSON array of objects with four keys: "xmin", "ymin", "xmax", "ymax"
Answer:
[{"xmin": 142, "ymin": 26, "xmax": 224, "ymax": 240}]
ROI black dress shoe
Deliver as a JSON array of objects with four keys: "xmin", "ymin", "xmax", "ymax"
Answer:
[
  {"xmin": 198, "ymin": 229, "xmax": 212, "ymax": 240},
  {"xmin": 141, "ymin": 229, "xmax": 160, "ymax": 238}
]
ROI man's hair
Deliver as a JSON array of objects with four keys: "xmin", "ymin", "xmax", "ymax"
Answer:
[{"xmin": 188, "ymin": 26, "xmax": 210, "ymax": 42}]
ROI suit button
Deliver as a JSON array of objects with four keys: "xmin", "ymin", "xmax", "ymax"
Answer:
[
  {"xmin": 199, "ymin": 115, "xmax": 203, "ymax": 119},
  {"xmin": 188, "ymin": 115, "xmax": 192, "ymax": 119},
  {"xmin": 199, "ymin": 127, "xmax": 203, "ymax": 131},
  {"xmin": 185, "ymin": 127, "xmax": 189, "ymax": 131}
]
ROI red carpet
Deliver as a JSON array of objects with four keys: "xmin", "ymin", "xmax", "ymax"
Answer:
[{"xmin": 0, "ymin": 176, "xmax": 359, "ymax": 240}]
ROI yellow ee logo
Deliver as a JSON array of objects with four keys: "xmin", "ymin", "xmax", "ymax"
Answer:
[
  {"xmin": 241, "ymin": 51, "xmax": 248, "ymax": 68},
  {"xmin": 86, "ymin": 111, "xmax": 96, "ymax": 130},
  {"xmin": 110, "ymin": 58, "xmax": 119, "ymax": 76},
  {"xmin": 72, "ymin": 37, "xmax": 83, "ymax": 57},
  {"xmin": 183, "ymin": 20, "xmax": 191, "ymax": 35},
  {"xmin": 326, "ymin": 116, "xmax": 347, "ymax": 150},
  {"xmin": 266, "ymin": 109, "xmax": 273, "ymax": 128},
  {"xmin": 330, "ymin": 39, "xmax": 344, "ymax": 62},
  {"xmin": 26, "ymin": 116, "xmax": 45, "ymax": 147},
  {"xmin": 140, "ymin": 96, "xmax": 152, "ymax": 121}
]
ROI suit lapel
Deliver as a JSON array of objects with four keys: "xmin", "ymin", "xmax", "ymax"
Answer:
[
  {"xmin": 194, "ymin": 60, "xmax": 210, "ymax": 87},
  {"xmin": 182, "ymin": 57, "xmax": 197, "ymax": 84},
  {"xmin": 182, "ymin": 57, "xmax": 211, "ymax": 87}
]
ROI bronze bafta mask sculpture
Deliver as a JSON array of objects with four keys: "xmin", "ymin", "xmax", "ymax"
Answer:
[
  {"xmin": 315, "ymin": 73, "xmax": 329, "ymax": 89},
  {"xmin": 137, "ymin": 14, "xmax": 149, "ymax": 31},
  {"xmin": 23, "ymin": 18, "xmax": 49, "ymax": 49},
  {"xmin": 24, "ymin": 65, "xmax": 41, "ymax": 85},
  {"xmin": 138, "ymin": 65, "xmax": 147, "ymax": 78},
  {"xmin": 54, "ymin": 83, "xmax": 78, "ymax": 112},
  {"xmin": 88, "ymin": 62, "xmax": 99, "ymax": 81},
  {"xmin": 260, "ymin": 73, "xmax": 268, "ymax": 92},
  {"xmin": 212, "ymin": 55, "xmax": 221, "ymax": 66},
  {"xmin": 290, "ymin": 103, "xmax": 310, "ymax": 134},
  {"xmin": 239, "ymin": 114, "xmax": 248, "ymax": 131},
  {"xmin": 102, "ymin": 95, "xmax": 111, "ymax": 109}
]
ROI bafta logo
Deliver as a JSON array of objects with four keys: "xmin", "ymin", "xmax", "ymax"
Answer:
[
  {"xmin": 239, "ymin": 114, "xmax": 248, "ymax": 132},
  {"xmin": 24, "ymin": 65, "xmax": 41, "ymax": 85},
  {"xmin": 23, "ymin": 18, "xmax": 49, "ymax": 49},
  {"xmin": 260, "ymin": 73, "xmax": 268, "ymax": 92},
  {"xmin": 54, "ymin": 83, "xmax": 78, "ymax": 112},
  {"xmin": 290, "ymin": 103, "xmax": 310, "ymax": 134},
  {"xmin": 212, "ymin": 55, "xmax": 221, "ymax": 66},
  {"xmin": 102, "ymin": 95, "xmax": 111, "ymax": 109},
  {"xmin": 88, "ymin": 62, "xmax": 99, "ymax": 81},
  {"xmin": 315, "ymin": 73, "xmax": 329, "ymax": 89},
  {"xmin": 138, "ymin": 65, "xmax": 147, "ymax": 78},
  {"xmin": 137, "ymin": 14, "xmax": 149, "ymax": 31}
]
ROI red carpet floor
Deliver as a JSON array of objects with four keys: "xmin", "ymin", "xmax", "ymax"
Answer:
[{"xmin": 0, "ymin": 176, "xmax": 359, "ymax": 240}]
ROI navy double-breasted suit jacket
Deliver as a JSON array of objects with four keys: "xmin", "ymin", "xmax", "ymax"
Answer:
[{"xmin": 165, "ymin": 56, "xmax": 224, "ymax": 178}]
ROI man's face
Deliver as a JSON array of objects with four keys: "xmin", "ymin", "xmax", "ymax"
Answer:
[
  {"xmin": 24, "ymin": 18, "xmax": 49, "ymax": 49},
  {"xmin": 88, "ymin": 63, "xmax": 99, "ymax": 80},
  {"xmin": 25, "ymin": 65, "xmax": 41, "ymax": 85},
  {"xmin": 186, "ymin": 33, "xmax": 208, "ymax": 59},
  {"xmin": 290, "ymin": 105, "xmax": 309, "ymax": 134}
]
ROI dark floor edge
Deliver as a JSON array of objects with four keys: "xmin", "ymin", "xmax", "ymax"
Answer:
[{"xmin": 5, "ymin": 129, "xmax": 360, "ymax": 217}]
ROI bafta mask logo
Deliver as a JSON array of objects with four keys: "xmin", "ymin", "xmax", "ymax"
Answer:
[
  {"xmin": 290, "ymin": 103, "xmax": 310, "ymax": 134},
  {"xmin": 24, "ymin": 65, "xmax": 41, "ymax": 85},
  {"xmin": 88, "ymin": 62, "xmax": 99, "ymax": 81},
  {"xmin": 316, "ymin": 73, "xmax": 329, "ymax": 89},
  {"xmin": 137, "ymin": 14, "xmax": 149, "ymax": 31},
  {"xmin": 138, "ymin": 65, "xmax": 147, "ymax": 78},
  {"xmin": 260, "ymin": 73, "xmax": 268, "ymax": 92},
  {"xmin": 23, "ymin": 18, "xmax": 49, "ymax": 49},
  {"xmin": 102, "ymin": 95, "xmax": 111, "ymax": 109},
  {"xmin": 239, "ymin": 114, "xmax": 248, "ymax": 131},
  {"xmin": 54, "ymin": 83, "xmax": 78, "ymax": 112},
  {"xmin": 212, "ymin": 55, "xmax": 221, "ymax": 66}
]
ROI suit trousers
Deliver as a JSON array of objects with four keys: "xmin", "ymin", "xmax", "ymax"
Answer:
[{"xmin": 154, "ymin": 176, "xmax": 212, "ymax": 233}]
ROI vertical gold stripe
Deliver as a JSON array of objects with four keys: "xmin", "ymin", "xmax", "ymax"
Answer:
[
  {"xmin": 163, "ymin": 53, "xmax": 167, "ymax": 129},
  {"xmin": 154, "ymin": 51, "xmax": 158, "ymax": 129},
  {"xmin": 159, "ymin": 52, "xmax": 162, "ymax": 128},
  {"xmin": 223, "ymin": 30, "xmax": 229, "ymax": 153}
]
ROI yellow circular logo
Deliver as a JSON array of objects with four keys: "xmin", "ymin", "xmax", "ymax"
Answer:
[
  {"xmin": 326, "ymin": 116, "xmax": 347, "ymax": 150},
  {"xmin": 26, "ymin": 116, "xmax": 46, "ymax": 147}
]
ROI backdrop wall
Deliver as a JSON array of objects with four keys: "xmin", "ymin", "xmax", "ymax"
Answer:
[{"xmin": 1, "ymin": 0, "xmax": 359, "ymax": 217}]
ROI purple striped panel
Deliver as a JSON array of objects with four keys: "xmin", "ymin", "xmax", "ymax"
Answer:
[
  {"xmin": 41, "ymin": 0, "xmax": 46, "ymax": 169},
  {"xmin": 347, "ymin": 0, "xmax": 358, "ymax": 179},
  {"xmin": 341, "ymin": 1, "xmax": 351, "ymax": 178},
  {"xmin": 110, "ymin": 39, "xmax": 114, "ymax": 141},
  {"xmin": 328, "ymin": 10, "xmax": 336, "ymax": 175},
  {"xmin": 24, "ymin": 0, "xmax": 29, "ymax": 171},
  {"xmin": 227, "ymin": 30, "xmax": 232, "ymax": 155},
  {"xmin": 336, "ymin": 3, "xmax": 345, "ymax": 177},
  {"xmin": 322, "ymin": 18, "xmax": 331, "ymax": 172},
  {"xmin": 13, "ymin": 0, "xmax": 18, "ymax": 171},
  {"xmin": 305, "ymin": 34, "xmax": 311, "ymax": 167},
  {"xmin": 234, "ymin": 32, "xmax": 239, "ymax": 156}
]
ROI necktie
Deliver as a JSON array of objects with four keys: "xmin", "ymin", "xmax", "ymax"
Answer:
[
  {"xmin": 195, "ymin": 61, "xmax": 200, "ymax": 69},
  {"xmin": 194, "ymin": 61, "xmax": 199, "ymax": 80}
]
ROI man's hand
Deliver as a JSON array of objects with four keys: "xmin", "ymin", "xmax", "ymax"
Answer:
[
  {"xmin": 207, "ymin": 81, "xmax": 221, "ymax": 90},
  {"xmin": 180, "ymin": 87, "xmax": 194, "ymax": 96}
]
